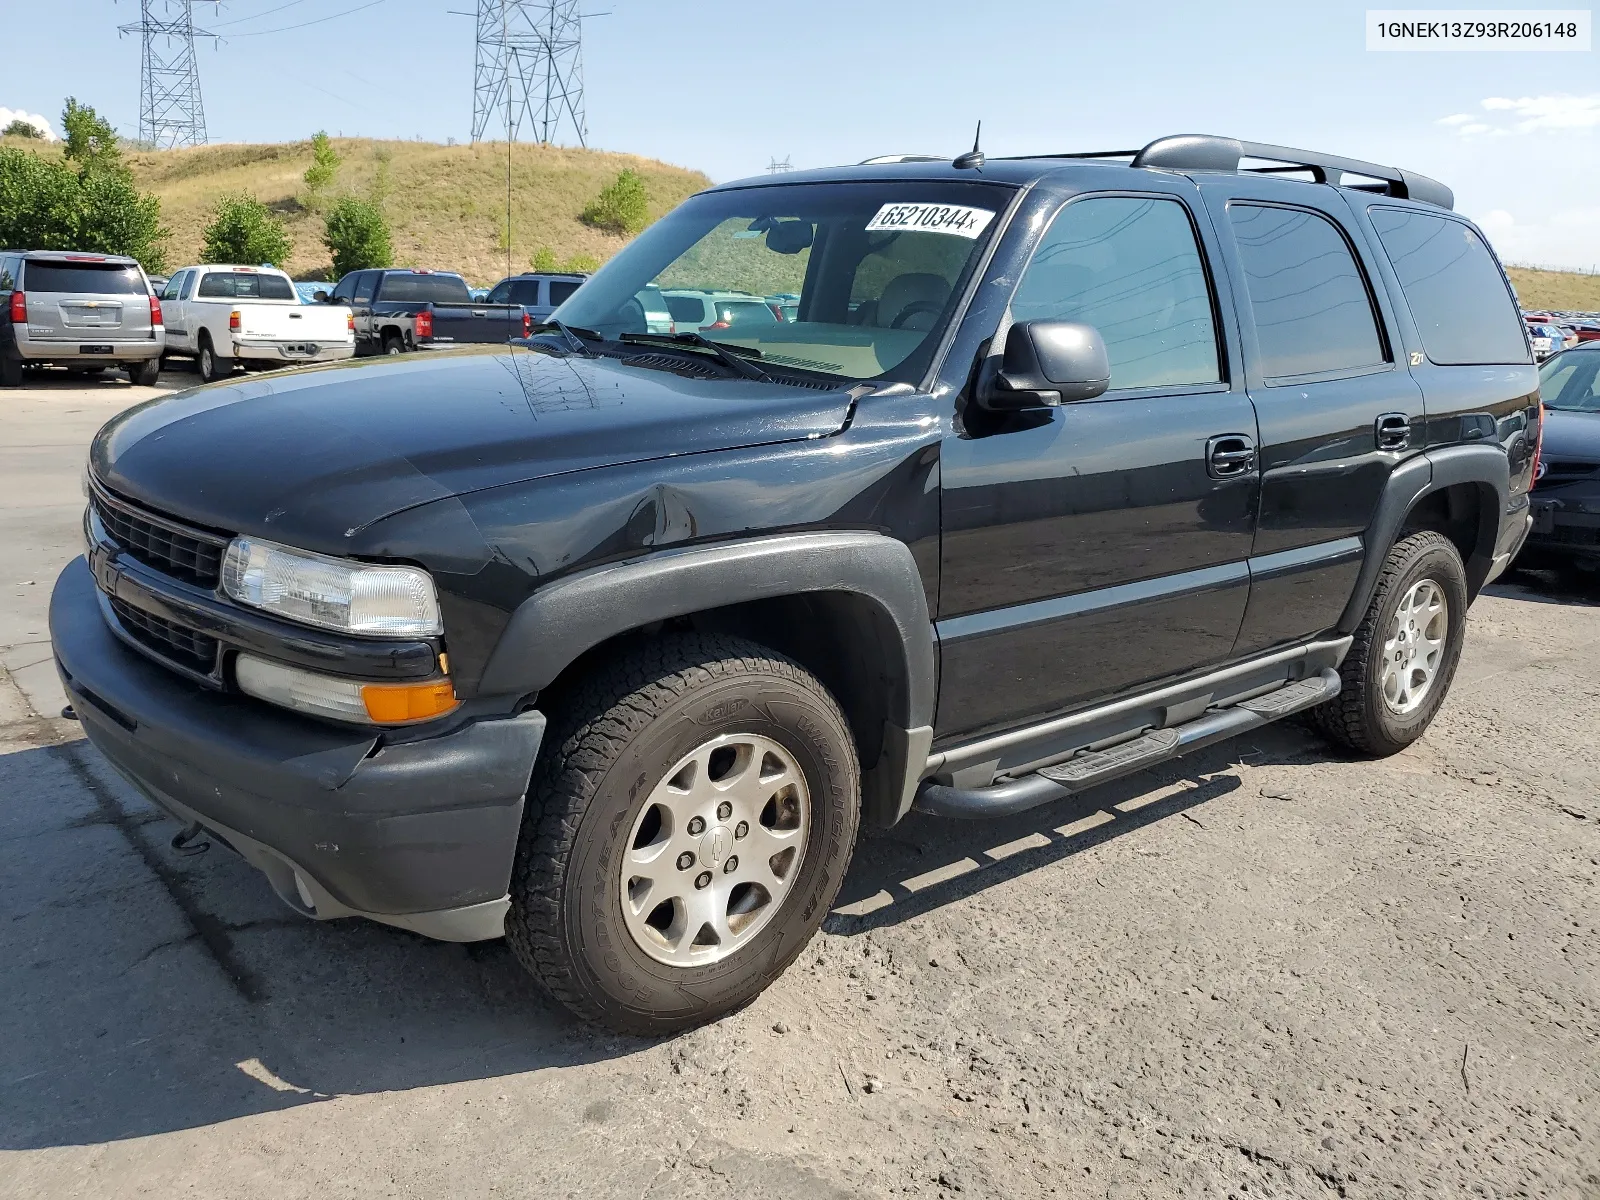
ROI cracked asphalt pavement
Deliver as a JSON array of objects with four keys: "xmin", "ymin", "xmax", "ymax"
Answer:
[{"xmin": 2, "ymin": 374, "xmax": 1597, "ymax": 1198}]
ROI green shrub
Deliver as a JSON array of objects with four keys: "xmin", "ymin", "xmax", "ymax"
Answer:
[
  {"xmin": 563, "ymin": 253, "xmax": 600, "ymax": 273},
  {"xmin": 0, "ymin": 111, "xmax": 169, "ymax": 275},
  {"xmin": 324, "ymin": 196, "xmax": 392, "ymax": 278},
  {"xmin": 302, "ymin": 131, "xmax": 340, "ymax": 209},
  {"xmin": 530, "ymin": 244, "xmax": 558, "ymax": 272},
  {"xmin": 580, "ymin": 167, "xmax": 649, "ymax": 235},
  {"xmin": 201, "ymin": 193, "xmax": 291, "ymax": 265},
  {"xmin": 3, "ymin": 119, "xmax": 45, "ymax": 140}
]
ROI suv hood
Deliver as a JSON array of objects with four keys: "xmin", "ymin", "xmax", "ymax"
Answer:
[
  {"xmin": 91, "ymin": 345, "xmax": 855, "ymax": 551},
  {"xmin": 1540, "ymin": 407, "xmax": 1600, "ymax": 462}
]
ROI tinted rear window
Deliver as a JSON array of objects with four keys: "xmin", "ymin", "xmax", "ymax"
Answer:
[
  {"xmin": 548, "ymin": 280, "xmax": 581, "ymax": 305},
  {"xmin": 509, "ymin": 280, "xmax": 542, "ymax": 305},
  {"xmin": 1228, "ymin": 204, "xmax": 1386, "ymax": 380},
  {"xmin": 24, "ymin": 262, "xmax": 145, "ymax": 295},
  {"xmin": 1367, "ymin": 207, "xmax": 1529, "ymax": 366},
  {"xmin": 377, "ymin": 273, "xmax": 473, "ymax": 303},
  {"xmin": 196, "ymin": 272, "xmax": 295, "ymax": 299},
  {"xmin": 716, "ymin": 301, "xmax": 779, "ymax": 326}
]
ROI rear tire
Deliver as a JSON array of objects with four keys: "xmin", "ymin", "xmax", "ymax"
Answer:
[
  {"xmin": 197, "ymin": 338, "xmax": 231, "ymax": 384},
  {"xmin": 126, "ymin": 359, "xmax": 160, "ymax": 386},
  {"xmin": 0, "ymin": 353, "xmax": 23, "ymax": 388},
  {"xmin": 505, "ymin": 632, "xmax": 860, "ymax": 1035},
  {"xmin": 382, "ymin": 333, "xmax": 404, "ymax": 356},
  {"xmin": 1313, "ymin": 531, "xmax": 1468, "ymax": 756}
]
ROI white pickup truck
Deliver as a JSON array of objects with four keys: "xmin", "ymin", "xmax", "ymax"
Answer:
[{"xmin": 158, "ymin": 265, "xmax": 356, "ymax": 383}]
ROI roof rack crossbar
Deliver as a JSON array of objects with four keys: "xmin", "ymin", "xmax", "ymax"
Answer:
[{"xmin": 1129, "ymin": 135, "xmax": 1454, "ymax": 210}]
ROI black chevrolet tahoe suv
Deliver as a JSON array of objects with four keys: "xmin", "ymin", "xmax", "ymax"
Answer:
[{"xmin": 50, "ymin": 135, "xmax": 1539, "ymax": 1034}]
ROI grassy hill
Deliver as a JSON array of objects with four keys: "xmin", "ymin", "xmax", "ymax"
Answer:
[
  {"xmin": 1, "ymin": 134, "xmax": 709, "ymax": 285},
  {"xmin": 1505, "ymin": 266, "xmax": 1600, "ymax": 314}
]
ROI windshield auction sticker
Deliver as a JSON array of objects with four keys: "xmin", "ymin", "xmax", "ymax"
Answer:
[
  {"xmin": 865, "ymin": 203, "xmax": 996, "ymax": 239},
  {"xmin": 1366, "ymin": 9, "xmax": 1591, "ymax": 49}
]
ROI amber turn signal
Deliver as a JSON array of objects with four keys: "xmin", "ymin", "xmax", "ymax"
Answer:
[{"xmin": 360, "ymin": 679, "xmax": 460, "ymax": 724}]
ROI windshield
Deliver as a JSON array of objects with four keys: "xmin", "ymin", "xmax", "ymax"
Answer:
[
  {"xmin": 1540, "ymin": 350, "xmax": 1600, "ymax": 411},
  {"xmin": 555, "ymin": 180, "xmax": 1014, "ymax": 382}
]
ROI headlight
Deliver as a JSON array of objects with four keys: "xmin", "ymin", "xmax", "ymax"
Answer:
[
  {"xmin": 221, "ymin": 536, "xmax": 442, "ymax": 637},
  {"xmin": 235, "ymin": 654, "xmax": 458, "ymax": 725}
]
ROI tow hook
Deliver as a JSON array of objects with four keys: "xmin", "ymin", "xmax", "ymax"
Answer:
[{"xmin": 171, "ymin": 821, "xmax": 211, "ymax": 857}]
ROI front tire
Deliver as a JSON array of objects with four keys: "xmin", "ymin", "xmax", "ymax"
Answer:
[
  {"xmin": 1314, "ymin": 531, "xmax": 1468, "ymax": 756},
  {"xmin": 505, "ymin": 632, "xmax": 860, "ymax": 1035},
  {"xmin": 382, "ymin": 333, "xmax": 404, "ymax": 356}
]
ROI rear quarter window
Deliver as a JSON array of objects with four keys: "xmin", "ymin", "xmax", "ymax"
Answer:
[
  {"xmin": 548, "ymin": 280, "xmax": 582, "ymax": 305},
  {"xmin": 24, "ymin": 262, "xmax": 145, "ymax": 295},
  {"xmin": 1367, "ymin": 207, "xmax": 1530, "ymax": 366}
]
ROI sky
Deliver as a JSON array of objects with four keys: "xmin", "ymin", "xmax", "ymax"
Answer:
[{"xmin": 4, "ymin": 0, "xmax": 1597, "ymax": 269}]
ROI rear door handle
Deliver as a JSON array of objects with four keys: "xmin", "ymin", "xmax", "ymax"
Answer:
[
  {"xmin": 1375, "ymin": 412, "xmax": 1411, "ymax": 450},
  {"xmin": 1205, "ymin": 433, "xmax": 1257, "ymax": 479},
  {"xmin": 471, "ymin": 309, "xmax": 487, "ymax": 316}
]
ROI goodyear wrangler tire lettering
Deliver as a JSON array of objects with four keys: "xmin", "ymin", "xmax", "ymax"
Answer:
[{"xmin": 503, "ymin": 631, "xmax": 860, "ymax": 1036}]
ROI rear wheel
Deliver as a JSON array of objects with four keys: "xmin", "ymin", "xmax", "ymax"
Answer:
[
  {"xmin": 197, "ymin": 338, "xmax": 231, "ymax": 384},
  {"xmin": 126, "ymin": 359, "xmax": 160, "ymax": 386},
  {"xmin": 1314, "ymin": 531, "xmax": 1468, "ymax": 756},
  {"xmin": 0, "ymin": 353, "xmax": 24, "ymax": 388},
  {"xmin": 505, "ymin": 632, "xmax": 860, "ymax": 1035}
]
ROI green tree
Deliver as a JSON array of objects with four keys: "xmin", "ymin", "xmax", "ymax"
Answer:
[
  {"xmin": 580, "ymin": 168, "xmax": 650, "ymax": 235},
  {"xmin": 0, "ymin": 140, "xmax": 168, "ymax": 274},
  {"xmin": 302, "ymin": 131, "xmax": 340, "ymax": 209},
  {"xmin": 201, "ymin": 193, "xmax": 291, "ymax": 265},
  {"xmin": 60, "ymin": 97, "xmax": 122, "ymax": 172},
  {"xmin": 323, "ymin": 196, "xmax": 392, "ymax": 278},
  {"xmin": 3, "ymin": 119, "xmax": 45, "ymax": 140}
]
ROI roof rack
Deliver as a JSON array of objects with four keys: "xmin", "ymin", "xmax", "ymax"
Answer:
[{"xmin": 1029, "ymin": 135, "xmax": 1454, "ymax": 211}]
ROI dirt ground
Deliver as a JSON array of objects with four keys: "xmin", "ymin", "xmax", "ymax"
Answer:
[{"xmin": 2, "ymin": 371, "xmax": 1597, "ymax": 1199}]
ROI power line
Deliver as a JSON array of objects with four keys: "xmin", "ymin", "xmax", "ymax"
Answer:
[
  {"xmin": 118, "ymin": 1, "xmax": 219, "ymax": 149},
  {"xmin": 224, "ymin": 0, "xmax": 389, "ymax": 37},
  {"xmin": 208, "ymin": 0, "xmax": 311, "ymax": 28}
]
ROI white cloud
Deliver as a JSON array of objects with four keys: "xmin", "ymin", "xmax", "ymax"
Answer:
[
  {"xmin": 1444, "ymin": 94, "xmax": 1600, "ymax": 136},
  {"xmin": 1471, "ymin": 206, "xmax": 1600, "ymax": 272},
  {"xmin": 0, "ymin": 107, "xmax": 56, "ymax": 140}
]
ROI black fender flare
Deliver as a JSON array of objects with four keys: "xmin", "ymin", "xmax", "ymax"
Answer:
[
  {"xmin": 476, "ymin": 531, "xmax": 938, "ymax": 736},
  {"xmin": 1337, "ymin": 444, "xmax": 1509, "ymax": 633}
]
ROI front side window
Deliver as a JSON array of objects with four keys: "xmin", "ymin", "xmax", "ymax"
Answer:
[
  {"xmin": 486, "ymin": 282, "xmax": 512, "ymax": 304},
  {"xmin": 161, "ymin": 272, "xmax": 185, "ymax": 301},
  {"xmin": 1367, "ymin": 207, "xmax": 1529, "ymax": 366},
  {"xmin": 353, "ymin": 273, "xmax": 376, "ymax": 304},
  {"xmin": 557, "ymin": 180, "xmax": 1014, "ymax": 382},
  {"xmin": 1010, "ymin": 195, "xmax": 1221, "ymax": 391},
  {"xmin": 1540, "ymin": 351, "xmax": 1600, "ymax": 412},
  {"xmin": 331, "ymin": 274, "xmax": 357, "ymax": 302},
  {"xmin": 1228, "ymin": 204, "xmax": 1386, "ymax": 380}
]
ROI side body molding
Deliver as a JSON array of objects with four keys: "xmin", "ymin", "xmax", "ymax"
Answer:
[
  {"xmin": 1337, "ymin": 444, "xmax": 1510, "ymax": 633},
  {"xmin": 476, "ymin": 531, "xmax": 939, "ymax": 733}
]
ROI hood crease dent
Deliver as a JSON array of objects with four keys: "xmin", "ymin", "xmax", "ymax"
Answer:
[{"xmin": 90, "ymin": 344, "xmax": 857, "ymax": 557}]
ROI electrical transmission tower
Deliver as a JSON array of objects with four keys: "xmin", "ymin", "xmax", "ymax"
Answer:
[
  {"xmin": 767, "ymin": 156, "xmax": 792, "ymax": 174},
  {"xmin": 472, "ymin": 1, "xmax": 588, "ymax": 147},
  {"xmin": 118, "ymin": 1, "xmax": 217, "ymax": 149}
]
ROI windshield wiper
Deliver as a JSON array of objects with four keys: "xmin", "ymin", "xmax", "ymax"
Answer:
[
  {"xmin": 619, "ymin": 331, "xmax": 771, "ymax": 382},
  {"xmin": 527, "ymin": 319, "xmax": 600, "ymax": 357}
]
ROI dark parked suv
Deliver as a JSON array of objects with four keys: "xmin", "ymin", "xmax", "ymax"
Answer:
[{"xmin": 51, "ymin": 135, "xmax": 1538, "ymax": 1034}]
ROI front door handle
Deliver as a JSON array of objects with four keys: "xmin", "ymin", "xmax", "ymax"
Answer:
[
  {"xmin": 1375, "ymin": 412, "xmax": 1411, "ymax": 451},
  {"xmin": 471, "ymin": 309, "xmax": 487, "ymax": 316},
  {"xmin": 1206, "ymin": 433, "xmax": 1257, "ymax": 479}
]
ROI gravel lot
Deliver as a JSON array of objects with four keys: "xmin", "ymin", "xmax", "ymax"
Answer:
[{"xmin": 2, "ymin": 371, "xmax": 1597, "ymax": 1199}]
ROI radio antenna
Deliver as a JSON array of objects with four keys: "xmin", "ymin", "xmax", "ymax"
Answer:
[{"xmin": 953, "ymin": 121, "xmax": 985, "ymax": 170}]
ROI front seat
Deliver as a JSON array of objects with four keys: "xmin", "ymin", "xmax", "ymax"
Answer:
[{"xmin": 875, "ymin": 273, "xmax": 951, "ymax": 331}]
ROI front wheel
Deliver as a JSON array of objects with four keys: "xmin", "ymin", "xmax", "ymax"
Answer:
[
  {"xmin": 1313, "ymin": 531, "xmax": 1469, "ymax": 756},
  {"xmin": 505, "ymin": 632, "xmax": 860, "ymax": 1035},
  {"xmin": 382, "ymin": 333, "xmax": 404, "ymax": 356}
]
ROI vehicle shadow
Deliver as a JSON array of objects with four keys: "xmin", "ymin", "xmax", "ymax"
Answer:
[
  {"xmin": 826, "ymin": 718, "xmax": 1331, "ymax": 937},
  {"xmin": 0, "ymin": 718, "xmax": 1330, "ymax": 1150},
  {"xmin": 1484, "ymin": 566, "xmax": 1600, "ymax": 608}
]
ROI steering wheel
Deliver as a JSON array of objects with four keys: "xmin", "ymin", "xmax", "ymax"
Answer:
[{"xmin": 889, "ymin": 300, "xmax": 944, "ymax": 330}]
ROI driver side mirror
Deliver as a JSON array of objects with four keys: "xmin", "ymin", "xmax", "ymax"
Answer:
[{"xmin": 979, "ymin": 320, "xmax": 1111, "ymax": 410}]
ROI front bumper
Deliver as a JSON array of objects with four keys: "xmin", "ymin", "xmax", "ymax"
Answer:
[
  {"xmin": 50, "ymin": 557, "xmax": 545, "ymax": 941},
  {"xmin": 233, "ymin": 338, "xmax": 356, "ymax": 364}
]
